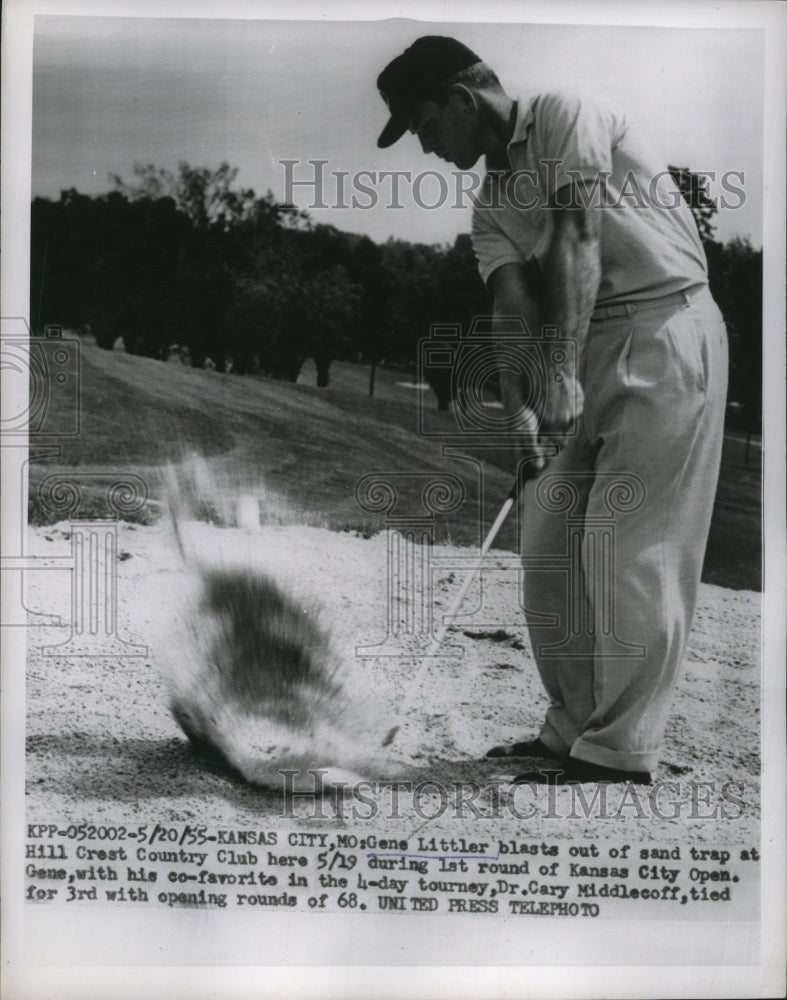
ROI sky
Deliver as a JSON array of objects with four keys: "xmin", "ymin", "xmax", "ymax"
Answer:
[{"xmin": 31, "ymin": 14, "xmax": 765, "ymax": 247}]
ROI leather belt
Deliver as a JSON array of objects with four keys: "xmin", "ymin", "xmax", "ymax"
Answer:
[{"xmin": 591, "ymin": 285, "xmax": 706, "ymax": 323}]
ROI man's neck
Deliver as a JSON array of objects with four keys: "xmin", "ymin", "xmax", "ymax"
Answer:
[{"xmin": 481, "ymin": 92, "xmax": 517, "ymax": 171}]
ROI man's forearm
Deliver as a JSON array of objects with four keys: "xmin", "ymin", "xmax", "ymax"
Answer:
[
  {"xmin": 542, "ymin": 205, "xmax": 602, "ymax": 373},
  {"xmin": 497, "ymin": 303, "xmax": 539, "ymax": 414},
  {"xmin": 493, "ymin": 291, "xmax": 543, "ymax": 468},
  {"xmin": 490, "ymin": 262, "xmax": 543, "ymax": 417}
]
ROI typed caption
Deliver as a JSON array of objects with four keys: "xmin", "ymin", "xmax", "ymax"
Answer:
[{"xmin": 25, "ymin": 821, "xmax": 759, "ymax": 921}]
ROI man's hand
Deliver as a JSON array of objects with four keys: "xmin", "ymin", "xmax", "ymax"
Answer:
[
  {"xmin": 504, "ymin": 369, "xmax": 583, "ymax": 478},
  {"xmin": 505, "ymin": 399, "xmax": 548, "ymax": 477},
  {"xmin": 540, "ymin": 367, "xmax": 584, "ymax": 444}
]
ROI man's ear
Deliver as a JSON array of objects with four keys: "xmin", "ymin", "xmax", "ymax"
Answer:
[{"xmin": 448, "ymin": 83, "xmax": 478, "ymax": 113}]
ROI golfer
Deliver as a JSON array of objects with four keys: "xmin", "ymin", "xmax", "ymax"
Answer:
[{"xmin": 375, "ymin": 36, "xmax": 728, "ymax": 785}]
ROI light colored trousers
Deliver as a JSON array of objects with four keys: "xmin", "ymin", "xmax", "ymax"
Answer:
[{"xmin": 522, "ymin": 286, "xmax": 728, "ymax": 772}]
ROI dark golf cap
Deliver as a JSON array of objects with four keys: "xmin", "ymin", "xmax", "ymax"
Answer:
[{"xmin": 376, "ymin": 36, "xmax": 482, "ymax": 148}]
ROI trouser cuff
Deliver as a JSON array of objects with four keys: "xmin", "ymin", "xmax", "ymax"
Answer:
[
  {"xmin": 570, "ymin": 738, "xmax": 658, "ymax": 774},
  {"xmin": 538, "ymin": 722, "xmax": 572, "ymax": 759}
]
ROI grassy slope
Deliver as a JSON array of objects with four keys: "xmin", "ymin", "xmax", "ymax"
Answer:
[
  {"xmin": 28, "ymin": 342, "xmax": 518, "ymax": 549},
  {"xmin": 28, "ymin": 341, "xmax": 761, "ymax": 589}
]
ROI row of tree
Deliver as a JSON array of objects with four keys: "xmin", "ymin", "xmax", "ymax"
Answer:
[{"xmin": 30, "ymin": 161, "xmax": 761, "ymax": 427}]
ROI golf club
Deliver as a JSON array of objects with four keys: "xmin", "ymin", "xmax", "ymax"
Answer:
[{"xmin": 382, "ymin": 476, "xmax": 521, "ymax": 748}]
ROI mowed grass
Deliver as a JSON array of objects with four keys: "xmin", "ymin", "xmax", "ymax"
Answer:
[
  {"xmin": 27, "ymin": 338, "xmax": 761, "ymax": 590},
  {"xmin": 27, "ymin": 339, "xmax": 518, "ymax": 550}
]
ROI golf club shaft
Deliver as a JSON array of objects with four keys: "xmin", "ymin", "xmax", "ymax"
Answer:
[{"xmin": 381, "ymin": 479, "xmax": 520, "ymax": 748}]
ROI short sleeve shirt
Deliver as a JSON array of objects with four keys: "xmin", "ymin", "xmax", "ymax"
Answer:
[{"xmin": 471, "ymin": 90, "xmax": 709, "ymax": 305}]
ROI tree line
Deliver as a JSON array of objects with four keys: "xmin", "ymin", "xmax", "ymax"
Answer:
[{"xmin": 30, "ymin": 161, "xmax": 761, "ymax": 428}]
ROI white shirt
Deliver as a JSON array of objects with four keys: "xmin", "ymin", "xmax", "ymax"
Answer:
[{"xmin": 471, "ymin": 90, "xmax": 709, "ymax": 305}]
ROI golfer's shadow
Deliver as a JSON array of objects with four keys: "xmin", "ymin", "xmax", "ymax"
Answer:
[
  {"xmin": 25, "ymin": 731, "xmax": 285, "ymax": 810},
  {"xmin": 377, "ymin": 754, "xmax": 520, "ymax": 783},
  {"xmin": 26, "ymin": 731, "xmax": 512, "ymax": 817}
]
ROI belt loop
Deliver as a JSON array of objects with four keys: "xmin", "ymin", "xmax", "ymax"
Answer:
[{"xmin": 625, "ymin": 303, "xmax": 636, "ymax": 318}]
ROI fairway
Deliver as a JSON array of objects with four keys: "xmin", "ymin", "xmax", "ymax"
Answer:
[{"xmin": 29, "ymin": 337, "xmax": 761, "ymax": 590}]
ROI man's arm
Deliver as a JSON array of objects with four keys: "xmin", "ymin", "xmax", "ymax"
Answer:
[
  {"xmin": 489, "ymin": 262, "xmax": 548, "ymax": 475},
  {"xmin": 539, "ymin": 194, "xmax": 602, "ymax": 434},
  {"xmin": 491, "ymin": 261, "xmax": 540, "ymax": 416}
]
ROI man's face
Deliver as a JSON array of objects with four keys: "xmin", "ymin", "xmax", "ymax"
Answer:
[{"xmin": 407, "ymin": 95, "xmax": 482, "ymax": 170}]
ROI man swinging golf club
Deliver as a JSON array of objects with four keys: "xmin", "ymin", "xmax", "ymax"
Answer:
[{"xmin": 375, "ymin": 36, "xmax": 728, "ymax": 785}]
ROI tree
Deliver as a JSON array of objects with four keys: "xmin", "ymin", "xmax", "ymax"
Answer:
[
  {"xmin": 660, "ymin": 169, "xmax": 761, "ymax": 431},
  {"xmin": 705, "ymin": 236, "xmax": 762, "ymax": 431},
  {"xmin": 111, "ymin": 161, "xmax": 254, "ymax": 232},
  {"xmin": 428, "ymin": 234, "xmax": 491, "ymax": 410},
  {"xmin": 379, "ymin": 238, "xmax": 443, "ymax": 368},
  {"xmin": 108, "ymin": 163, "xmax": 309, "ymax": 368},
  {"xmin": 344, "ymin": 235, "xmax": 388, "ymax": 394},
  {"xmin": 307, "ymin": 265, "xmax": 360, "ymax": 386},
  {"xmin": 226, "ymin": 224, "xmax": 361, "ymax": 384},
  {"xmin": 668, "ymin": 165, "xmax": 718, "ymax": 244}
]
